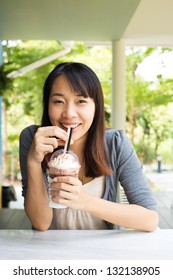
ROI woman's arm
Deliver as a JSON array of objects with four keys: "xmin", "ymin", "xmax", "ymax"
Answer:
[
  {"xmin": 19, "ymin": 125, "xmax": 70, "ymax": 230},
  {"xmin": 84, "ymin": 196, "xmax": 158, "ymax": 232},
  {"xmin": 49, "ymin": 176, "xmax": 158, "ymax": 232},
  {"xmin": 24, "ymin": 159, "xmax": 53, "ymax": 231}
]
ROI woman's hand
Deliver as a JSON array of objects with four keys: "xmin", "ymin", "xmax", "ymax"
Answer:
[
  {"xmin": 28, "ymin": 126, "xmax": 72, "ymax": 164},
  {"xmin": 49, "ymin": 176, "xmax": 89, "ymax": 210}
]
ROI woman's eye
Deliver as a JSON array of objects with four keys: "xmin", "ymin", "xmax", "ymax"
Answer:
[
  {"xmin": 78, "ymin": 99, "xmax": 87, "ymax": 104},
  {"xmin": 53, "ymin": 100, "xmax": 64, "ymax": 104}
]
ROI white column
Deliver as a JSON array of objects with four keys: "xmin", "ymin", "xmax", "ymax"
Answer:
[
  {"xmin": 0, "ymin": 41, "xmax": 3, "ymax": 207},
  {"xmin": 111, "ymin": 40, "xmax": 126, "ymax": 130}
]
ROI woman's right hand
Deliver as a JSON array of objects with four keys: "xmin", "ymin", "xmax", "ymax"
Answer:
[{"xmin": 28, "ymin": 126, "xmax": 71, "ymax": 164}]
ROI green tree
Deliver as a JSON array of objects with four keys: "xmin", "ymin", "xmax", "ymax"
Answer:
[{"xmin": 126, "ymin": 47, "xmax": 173, "ymax": 162}]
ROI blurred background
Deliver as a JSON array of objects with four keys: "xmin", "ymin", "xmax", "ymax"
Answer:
[{"xmin": 0, "ymin": 0, "xmax": 173, "ymax": 228}]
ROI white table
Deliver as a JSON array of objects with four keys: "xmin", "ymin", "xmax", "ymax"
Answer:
[{"xmin": 0, "ymin": 229, "xmax": 173, "ymax": 260}]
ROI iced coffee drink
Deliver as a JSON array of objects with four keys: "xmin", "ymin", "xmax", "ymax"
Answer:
[{"xmin": 48, "ymin": 149, "xmax": 81, "ymax": 208}]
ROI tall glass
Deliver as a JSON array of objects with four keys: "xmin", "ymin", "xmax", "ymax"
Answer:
[{"xmin": 48, "ymin": 149, "xmax": 81, "ymax": 209}]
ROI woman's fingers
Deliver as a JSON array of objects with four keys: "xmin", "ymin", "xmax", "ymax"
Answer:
[
  {"xmin": 28, "ymin": 126, "xmax": 74, "ymax": 163},
  {"xmin": 50, "ymin": 176, "xmax": 81, "ymax": 190},
  {"xmin": 48, "ymin": 176, "xmax": 88, "ymax": 210},
  {"xmin": 49, "ymin": 177, "xmax": 82, "ymax": 198},
  {"xmin": 36, "ymin": 126, "xmax": 68, "ymax": 140},
  {"xmin": 49, "ymin": 188, "xmax": 75, "ymax": 200}
]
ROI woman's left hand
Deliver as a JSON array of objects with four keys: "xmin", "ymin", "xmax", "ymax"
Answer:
[{"xmin": 48, "ymin": 176, "xmax": 89, "ymax": 210}]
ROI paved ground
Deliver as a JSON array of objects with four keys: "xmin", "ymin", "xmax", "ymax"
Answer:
[{"xmin": 144, "ymin": 164, "xmax": 173, "ymax": 192}]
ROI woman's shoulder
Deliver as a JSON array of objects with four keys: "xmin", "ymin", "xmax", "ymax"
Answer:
[
  {"xmin": 20, "ymin": 124, "xmax": 40, "ymax": 140},
  {"xmin": 105, "ymin": 129, "xmax": 126, "ymax": 143},
  {"xmin": 19, "ymin": 125, "xmax": 40, "ymax": 154},
  {"xmin": 105, "ymin": 129, "xmax": 133, "ymax": 154}
]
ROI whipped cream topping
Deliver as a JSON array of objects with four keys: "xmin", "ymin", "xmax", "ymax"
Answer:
[{"xmin": 50, "ymin": 153, "xmax": 80, "ymax": 170}]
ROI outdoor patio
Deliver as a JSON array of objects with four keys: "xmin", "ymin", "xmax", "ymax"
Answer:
[{"xmin": 0, "ymin": 0, "xmax": 173, "ymax": 231}]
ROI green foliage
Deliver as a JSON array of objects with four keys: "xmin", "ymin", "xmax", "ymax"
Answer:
[
  {"xmin": 134, "ymin": 142, "xmax": 155, "ymax": 164},
  {"xmin": 2, "ymin": 40, "xmax": 69, "ymax": 123},
  {"xmin": 126, "ymin": 47, "xmax": 173, "ymax": 162},
  {"xmin": 0, "ymin": 64, "xmax": 13, "ymax": 97}
]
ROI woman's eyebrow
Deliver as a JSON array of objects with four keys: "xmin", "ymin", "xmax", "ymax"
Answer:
[
  {"xmin": 51, "ymin": 93, "xmax": 64, "ymax": 97},
  {"xmin": 50, "ymin": 92, "xmax": 88, "ymax": 98},
  {"xmin": 76, "ymin": 93, "xmax": 88, "ymax": 97}
]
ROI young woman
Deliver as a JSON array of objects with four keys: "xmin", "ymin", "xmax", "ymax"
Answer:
[{"xmin": 19, "ymin": 62, "xmax": 158, "ymax": 231}]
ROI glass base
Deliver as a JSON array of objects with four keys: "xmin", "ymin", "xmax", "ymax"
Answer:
[{"xmin": 49, "ymin": 198, "xmax": 67, "ymax": 209}]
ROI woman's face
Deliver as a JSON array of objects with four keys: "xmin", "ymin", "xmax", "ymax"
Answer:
[{"xmin": 48, "ymin": 75, "xmax": 95, "ymax": 146}]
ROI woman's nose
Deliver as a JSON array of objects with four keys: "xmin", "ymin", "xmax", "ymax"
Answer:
[{"xmin": 62, "ymin": 104, "xmax": 78, "ymax": 118}]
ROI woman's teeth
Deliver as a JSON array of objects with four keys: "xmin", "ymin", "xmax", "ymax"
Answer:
[{"xmin": 62, "ymin": 124, "xmax": 79, "ymax": 129}]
